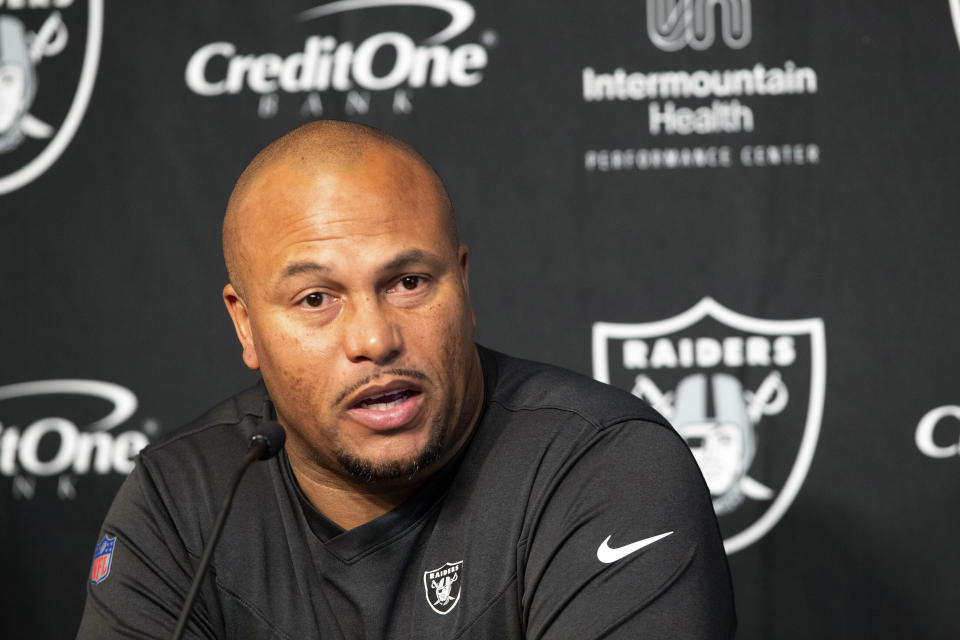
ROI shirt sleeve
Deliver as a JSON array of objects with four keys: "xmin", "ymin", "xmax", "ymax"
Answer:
[
  {"xmin": 76, "ymin": 458, "xmax": 221, "ymax": 640},
  {"xmin": 520, "ymin": 420, "xmax": 736, "ymax": 639}
]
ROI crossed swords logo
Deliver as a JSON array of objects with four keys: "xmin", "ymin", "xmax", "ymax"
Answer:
[
  {"xmin": 0, "ymin": 11, "xmax": 69, "ymax": 152},
  {"xmin": 632, "ymin": 370, "xmax": 788, "ymax": 512}
]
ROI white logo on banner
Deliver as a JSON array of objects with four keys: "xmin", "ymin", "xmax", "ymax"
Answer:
[
  {"xmin": 185, "ymin": 0, "xmax": 493, "ymax": 118},
  {"xmin": 298, "ymin": 0, "xmax": 475, "ymax": 45},
  {"xmin": 0, "ymin": 1, "xmax": 103, "ymax": 195},
  {"xmin": 583, "ymin": 1, "xmax": 821, "ymax": 172},
  {"xmin": 951, "ymin": 1, "xmax": 960, "ymax": 51},
  {"xmin": 0, "ymin": 379, "xmax": 150, "ymax": 499},
  {"xmin": 647, "ymin": 0, "xmax": 752, "ymax": 52},
  {"xmin": 916, "ymin": 405, "xmax": 960, "ymax": 458},
  {"xmin": 592, "ymin": 298, "xmax": 826, "ymax": 554}
]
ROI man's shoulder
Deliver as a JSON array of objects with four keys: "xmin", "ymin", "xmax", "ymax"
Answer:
[
  {"xmin": 102, "ymin": 382, "xmax": 282, "ymax": 565},
  {"xmin": 480, "ymin": 346, "xmax": 669, "ymax": 431},
  {"xmin": 137, "ymin": 382, "xmax": 268, "ymax": 470}
]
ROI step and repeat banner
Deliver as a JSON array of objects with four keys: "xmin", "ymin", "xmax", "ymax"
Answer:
[{"xmin": 2, "ymin": 1, "xmax": 959, "ymax": 637}]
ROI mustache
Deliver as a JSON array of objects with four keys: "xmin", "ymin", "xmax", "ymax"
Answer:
[{"xmin": 333, "ymin": 368, "xmax": 429, "ymax": 406}]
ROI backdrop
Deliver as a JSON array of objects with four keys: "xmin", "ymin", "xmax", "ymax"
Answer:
[{"xmin": 2, "ymin": 1, "xmax": 959, "ymax": 637}]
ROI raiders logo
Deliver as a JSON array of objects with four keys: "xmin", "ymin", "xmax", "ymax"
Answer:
[
  {"xmin": 0, "ymin": 1, "xmax": 102, "ymax": 195},
  {"xmin": 952, "ymin": 0, "xmax": 960, "ymax": 53},
  {"xmin": 423, "ymin": 560, "xmax": 463, "ymax": 615},
  {"xmin": 592, "ymin": 297, "xmax": 825, "ymax": 554}
]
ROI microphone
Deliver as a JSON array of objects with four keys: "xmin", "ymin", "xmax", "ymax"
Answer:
[
  {"xmin": 170, "ymin": 420, "xmax": 286, "ymax": 640},
  {"xmin": 249, "ymin": 421, "xmax": 286, "ymax": 460}
]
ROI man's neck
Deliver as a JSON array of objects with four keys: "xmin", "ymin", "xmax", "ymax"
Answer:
[{"xmin": 290, "ymin": 466, "xmax": 420, "ymax": 530}]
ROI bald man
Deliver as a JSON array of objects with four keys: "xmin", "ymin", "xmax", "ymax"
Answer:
[{"xmin": 78, "ymin": 121, "xmax": 735, "ymax": 639}]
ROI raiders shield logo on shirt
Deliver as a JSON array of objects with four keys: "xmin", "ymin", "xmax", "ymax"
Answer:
[
  {"xmin": 592, "ymin": 297, "xmax": 826, "ymax": 554},
  {"xmin": 423, "ymin": 560, "xmax": 463, "ymax": 615}
]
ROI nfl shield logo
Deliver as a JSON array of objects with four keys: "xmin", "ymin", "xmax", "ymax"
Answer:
[
  {"xmin": 593, "ymin": 298, "xmax": 826, "ymax": 554},
  {"xmin": 423, "ymin": 560, "xmax": 463, "ymax": 615},
  {"xmin": 89, "ymin": 534, "xmax": 116, "ymax": 585}
]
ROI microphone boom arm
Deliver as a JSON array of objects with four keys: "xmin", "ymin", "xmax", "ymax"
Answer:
[{"xmin": 170, "ymin": 425, "xmax": 283, "ymax": 640}]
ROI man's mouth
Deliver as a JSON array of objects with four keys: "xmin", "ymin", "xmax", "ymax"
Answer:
[
  {"xmin": 346, "ymin": 384, "xmax": 425, "ymax": 431},
  {"xmin": 354, "ymin": 389, "xmax": 418, "ymax": 411}
]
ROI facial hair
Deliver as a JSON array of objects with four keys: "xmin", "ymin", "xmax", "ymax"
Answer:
[{"xmin": 331, "ymin": 413, "xmax": 448, "ymax": 483}]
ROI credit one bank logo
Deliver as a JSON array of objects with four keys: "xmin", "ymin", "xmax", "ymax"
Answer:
[
  {"xmin": 184, "ymin": 0, "xmax": 494, "ymax": 118},
  {"xmin": 0, "ymin": 379, "xmax": 150, "ymax": 499},
  {"xmin": 916, "ymin": 405, "xmax": 960, "ymax": 458}
]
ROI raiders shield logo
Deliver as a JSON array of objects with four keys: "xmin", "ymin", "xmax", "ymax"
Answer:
[
  {"xmin": 423, "ymin": 560, "xmax": 463, "ymax": 615},
  {"xmin": 592, "ymin": 297, "xmax": 825, "ymax": 554},
  {"xmin": 952, "ymin": 0, "xmax": 960, "ymax": 52},
  {"xmin": 0, "ymin": 1, "xmax": 103, "ymax": 195}
]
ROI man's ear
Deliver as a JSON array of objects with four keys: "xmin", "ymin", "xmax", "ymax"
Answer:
[
  {"xmin": 223, "ymin": 284, "xmax": 260, "ymax": 370},
  {"xmin": 457, "ymin": 243, "xmax": 476, "ymax": 326}
]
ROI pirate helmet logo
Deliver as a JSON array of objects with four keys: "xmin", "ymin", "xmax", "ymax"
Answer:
[
  {"xmin": 0, "ymin": 2, "xmax": 102, "ymax": 195},
  {"xmin": 0, "ymin": 15, "xmax": 37, "ymax": 152},
  {"xmin": 423, "ymin": 560, "xmax": 463, "ymax": 615},
  {"xmin": 664, "ymin": 371, "xmax": 786, "ymax": 514},
  {"xmin": 593, "ymin": 297, "xmax": 825, "ymax": 554}
]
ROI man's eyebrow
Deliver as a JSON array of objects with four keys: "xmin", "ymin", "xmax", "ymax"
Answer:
[
  {"xmin": 277, "ymin": 261, "xmax": 330, "ymax": 283},
  {"xmin": 381, "ymin": 249, "xmax": 446, "ymax": 273},
  {"xmin": 276, "ymin": 250, "xmax": 445, "ymax": 285}
]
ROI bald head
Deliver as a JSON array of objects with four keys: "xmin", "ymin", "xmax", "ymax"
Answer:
[{"xmin": 223, "ymin": 121, "xmax": 456, "ymax": 298}]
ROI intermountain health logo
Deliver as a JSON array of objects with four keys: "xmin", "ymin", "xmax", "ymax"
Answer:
[
  {"xmin": 592, "ymin": 298, "xmax": 826, "ymax": 554},
  {"xmin": 0, "ymin": 0, "xmax": 102, "ymax": 195},
  {"xmin": 582, "ymin": 1, "xmax": 820, "ymax": 172},
  {"xmin": 185, "ymin": 0, "xmax": 496, "ymax": 119},
  {"xmin": 647, "ymin": 0, "xmax": 751, "ymax": 51}
]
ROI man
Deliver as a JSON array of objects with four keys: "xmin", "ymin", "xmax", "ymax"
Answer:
[{"xmin": 77, "ymin": 121, "xmax": 735, "ymax": 638}]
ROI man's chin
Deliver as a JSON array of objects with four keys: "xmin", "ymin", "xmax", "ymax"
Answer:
[
  {"xmin": 334, "ymin": 445, "xmax": 444, "ymax": 484},
  {"xmin": 333, "ymin": 426, "xmax": 447, "ymax": 484}
]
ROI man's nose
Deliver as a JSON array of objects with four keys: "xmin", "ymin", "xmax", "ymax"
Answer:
[{"xmin": 343, "ymin": 295, "xmax": 403, "ymax": 365}]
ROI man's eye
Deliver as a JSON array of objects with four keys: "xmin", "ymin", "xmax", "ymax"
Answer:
[
  {"xmin": 399, "ymin": 276, "xmax": 422, "ymax": 290},
  {"xmin": 302, "ymin": 292, "xmax": 327, "ymax": 307}
]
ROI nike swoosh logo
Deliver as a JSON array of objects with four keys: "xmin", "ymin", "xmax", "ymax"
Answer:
[{"xmin": 596, "ymin": 531, "xmax": 674, "ymax": 563}]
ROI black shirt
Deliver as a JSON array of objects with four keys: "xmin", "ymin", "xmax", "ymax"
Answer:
[{"xmin": 77, "ymin": 347, "xmax": 735, "ymax": 639}]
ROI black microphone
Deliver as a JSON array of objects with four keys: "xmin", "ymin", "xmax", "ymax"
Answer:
[{"xmin": 170, "ymin": 420, "xmax": 286, "ymax": 640}]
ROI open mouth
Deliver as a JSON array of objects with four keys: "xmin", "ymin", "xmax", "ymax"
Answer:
[
  {"xmin": 353, "ymin": 389, "xmax": 420, "ymax": 411},
  {"xmin": 346, "ymin": 383, "xmax": 426, "ymax": 431}
]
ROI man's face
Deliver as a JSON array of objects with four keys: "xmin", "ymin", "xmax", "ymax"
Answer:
[
  {"xmin": 0, "ymin": 63, "xmax": 25, "ymax": 133},
  {"xmin": 224, "ymin": 146, "xmax": 480, "ymax": 484},
  {"xmin": 679, "ymin": 421, "xmax": 745, "ymax": 496}
]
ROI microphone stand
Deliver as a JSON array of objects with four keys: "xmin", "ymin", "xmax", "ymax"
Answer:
[{"xmin": 170, "ymin": 427, "xmax": 281, "ymax": 640}]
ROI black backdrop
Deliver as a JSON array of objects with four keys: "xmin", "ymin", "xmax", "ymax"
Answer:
[{"xmin": 2, "ymin": 1, "xmax": 959, "ymax": 637}]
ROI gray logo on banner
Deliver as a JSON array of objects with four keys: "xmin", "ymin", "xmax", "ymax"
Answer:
[
  {"xmin": 647, "ymin": 0, "xmax": 752, "ymax": 51},
  {"xmin": 0, "ymin": 1, "xmax": 103, "ymax": 195}
]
